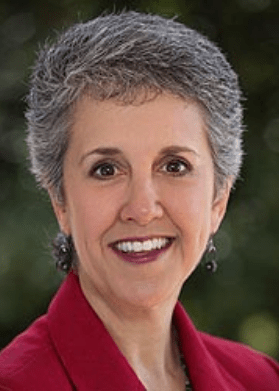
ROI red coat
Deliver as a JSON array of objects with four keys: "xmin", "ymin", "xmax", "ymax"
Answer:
[{"xmin": 0, "ymin": 272, "xmax": 278, "ymax": 390}]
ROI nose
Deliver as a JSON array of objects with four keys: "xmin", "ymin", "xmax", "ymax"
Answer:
[{"xmin": 120, "ymin": 176, "xmax": 164, "ymax": 225}]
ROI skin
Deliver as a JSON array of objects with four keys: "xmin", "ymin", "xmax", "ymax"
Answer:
[{"xmin": 50, "ymin": 93, "xmax": 231, "ymax": 390}]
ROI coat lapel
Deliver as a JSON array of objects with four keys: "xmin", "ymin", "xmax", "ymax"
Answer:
[
  {"xmin": 47, "ymin": 272, "xmax": 145, "ymax": 391},
  {"xmin": 173, "ymin": 302, "xmax": 235, "ymax": 390}
]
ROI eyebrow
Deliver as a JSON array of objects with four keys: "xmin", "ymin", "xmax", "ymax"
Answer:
[
  {"xmin": 79, "ymin": 148, "xmax": 122, "ymax": 165},
  {"xmin": 158, "ymin": 146, "xmax": 199, "ymax": 156},
  {"xmin": 80, "ymin": 145, "xmax": 199, "ymax": 164}
]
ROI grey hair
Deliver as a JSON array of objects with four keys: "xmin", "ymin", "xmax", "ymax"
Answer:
[{"xmin": 26, "ymin": 11, "xmax": 244, "ymax": 201}]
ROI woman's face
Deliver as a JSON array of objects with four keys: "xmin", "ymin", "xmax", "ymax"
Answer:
[{"xmin": 51, "ymin": 94, "xmax": 230, "ymax": 308}]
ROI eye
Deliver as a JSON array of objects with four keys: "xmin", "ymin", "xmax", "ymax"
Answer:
[
  {"xmin": 161, "ymin": 158, "xmax": 192, "ymax": 176},
  {"xmin": 90, "ymin": 161, "xmax": 119, "ymax": 179}
]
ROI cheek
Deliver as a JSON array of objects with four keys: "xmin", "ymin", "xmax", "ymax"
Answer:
[
  {"xmin": 168, "ymin": 179, "xmax": 212, "ymax": 215},
  {"xmin": 163, "ymin": 181, "xmax": 213, "ymax": 244},
  {"xmin": 66, "ymin": 184, "xmax": 124, "ymax": 246}
]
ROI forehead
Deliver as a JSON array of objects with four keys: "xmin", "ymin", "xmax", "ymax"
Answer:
[{"xmin": 69, "ymin": 93, "xmax": 209, "ymax": 153}]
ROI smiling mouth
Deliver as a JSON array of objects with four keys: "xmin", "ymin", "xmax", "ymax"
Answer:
[{"xmin": 109, "ymin": 236, "xmax": 176, "ymax": 264}]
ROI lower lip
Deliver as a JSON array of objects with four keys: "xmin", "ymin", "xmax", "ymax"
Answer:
[{"xmin": 110, "ymin": 240, "xmax": 174, "ymax": 265}]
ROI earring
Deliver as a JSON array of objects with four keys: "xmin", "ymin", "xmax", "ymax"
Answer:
[
  {"xmin": 205, "ymin": 237, "xmax": 217, "ymax": 273},
  {"xmin": 52, "ymin": 232, "xmax": 74, "ymax": 273}
]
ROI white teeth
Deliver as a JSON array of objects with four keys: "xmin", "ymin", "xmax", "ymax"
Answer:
[
  {"xmin": 122, "ymin": 242, "xmax": 129, "ymax": 252},
  {"xmin": 143, "ymin": 240, "xmax": 152, "ymax": 251},
  {"xmin": 134, "ymin": 242, "xmax": 142, "ymax": 252},
  {"xmin": 127, "ymin": 242, "xmax": 133, "ymax": 252},
  {"xmin": 115, "ymin": 238, "xmax": 171, "ymax": 253}
]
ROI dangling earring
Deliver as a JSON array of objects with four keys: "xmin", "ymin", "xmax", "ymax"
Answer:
[
  {"xmin": 52, "ymin": 232, "xmax": 74, "ymax": 273},
  {"xmin": 205, "ymin": 237, "xmax": 217, "ymax": 273}
]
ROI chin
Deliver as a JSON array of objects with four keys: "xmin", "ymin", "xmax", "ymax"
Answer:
[{"xmin": 117, "ymin": 279, "xmax": 182, "ymax": 310}]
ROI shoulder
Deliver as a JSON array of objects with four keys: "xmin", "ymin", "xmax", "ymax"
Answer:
[
  {"xmin": 0, "ymin": 316, "xmax": 71, "ymax": 391},
  {"xmin": 200, "ymin": 331, "xmax": 279, "ymax": 389}
]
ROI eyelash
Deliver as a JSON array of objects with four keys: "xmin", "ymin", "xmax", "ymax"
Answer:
[
  {"xmin": 89, "ymin": 160, "xmax": 121, "ymax": 180},
  {"xmin": 89, "ymin": 157, "xmax": 193, "ymax": 180},
  {"xmin": 160, "ymin": 158, "xmax": 193, "ymax": 176}
]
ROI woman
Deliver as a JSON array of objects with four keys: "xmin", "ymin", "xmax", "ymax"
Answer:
[{"xmin": 0, "ymin": 11, "xmax": 278, "ymax": 391}]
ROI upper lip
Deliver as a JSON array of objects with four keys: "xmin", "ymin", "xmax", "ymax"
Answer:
[{"xmin": 109, "ymin": 235, "xmax": 176, "ymax": 247}]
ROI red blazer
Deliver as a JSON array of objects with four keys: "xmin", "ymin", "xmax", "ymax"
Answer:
[{"xmin": 0, "ymin": 272, "xmax": 278, "ymax": 390}]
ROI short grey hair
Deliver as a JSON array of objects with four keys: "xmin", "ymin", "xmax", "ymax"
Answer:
[{"xmin": 26, "ymin": 11, "xmax": 244, "ymax": 201}]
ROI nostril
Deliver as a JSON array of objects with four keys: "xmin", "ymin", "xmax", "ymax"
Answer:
[{"xmin": 120, "ymin": 202, "xmax": 164, "ymax": 225}]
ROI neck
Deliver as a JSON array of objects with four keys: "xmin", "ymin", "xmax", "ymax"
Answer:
[{"xmin": 78, "ymin": 271, "xmax": 182, "ymax": 385}]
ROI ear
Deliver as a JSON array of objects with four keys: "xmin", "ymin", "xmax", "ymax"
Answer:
[
  {"xmin": 48, "ymin": 190, "xmax": 71, "ymax": 235},
  {"xmin": 210, "ymin": 178, "xmax": 232, "ymax": 234}
]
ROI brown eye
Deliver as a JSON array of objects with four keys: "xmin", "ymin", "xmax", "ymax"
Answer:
[
  {"xmin": 91, "ymin": 162, "xmax": 117, "ymax": 179},
  {"xmin": 163, "ymin": 159, "xmax": 191, "ymax": 175},
  {"xmin": 166, "ymin": 161, "xmax": 184, "ymax": 173}
]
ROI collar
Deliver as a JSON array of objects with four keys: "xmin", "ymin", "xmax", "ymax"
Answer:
[
  {"xmin": 47, "ymin": 272, "xmax": 229, "ymax": 390},
  {"xmin": 173, "ymin": 301, "xmax": 230, "ymax": 390}
]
